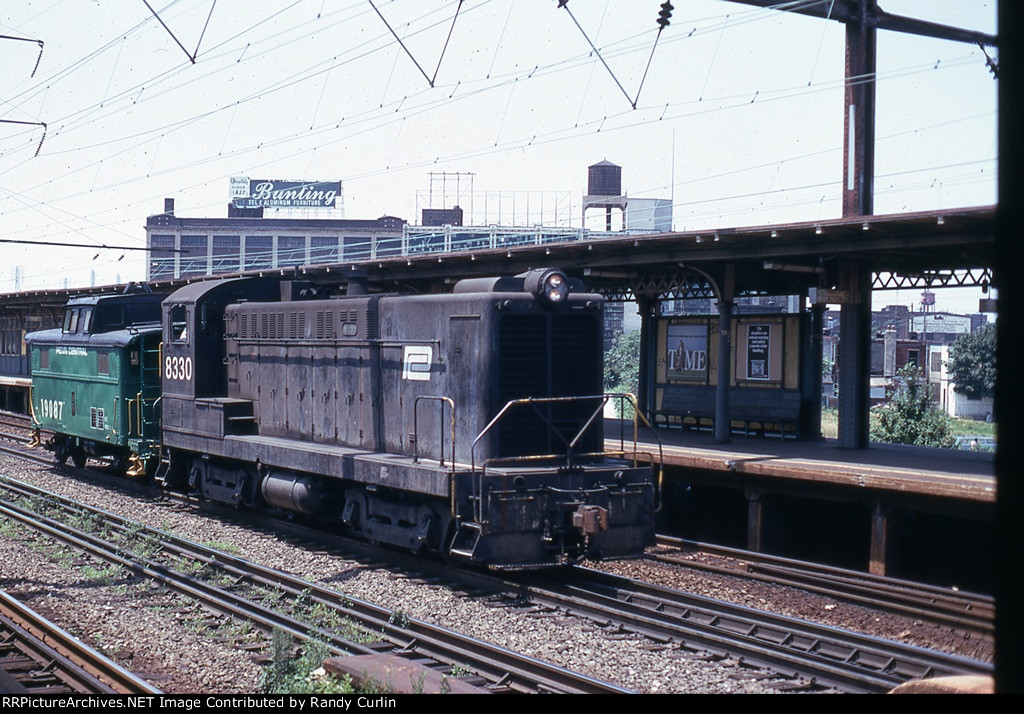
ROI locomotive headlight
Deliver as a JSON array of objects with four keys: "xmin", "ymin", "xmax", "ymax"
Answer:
[
  {"xmin": 543, "ymin": 272, "xmax": 568, "ymax": 304},
  {"xmin": 523, "ymin": 268, "xmax": 571, "ymax": 306}
]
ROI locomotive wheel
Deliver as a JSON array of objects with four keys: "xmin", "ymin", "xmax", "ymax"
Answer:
[{"xmin": 71, "ymin": 448, "xmax": 87, "ymax": 469}]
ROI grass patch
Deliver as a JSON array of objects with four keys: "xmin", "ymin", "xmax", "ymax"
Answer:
[
  {"xmin": 79, "ymin": 562, "xmax": 123, "ymax": 586},
  {"xmin": 203, "ymin": 540, "xmax": 241, "ymax": 555},
  {"xmin": 822, "ymin": 407, "xmax": 996, "ymax": 446},
  {"xmin": 260, "ymin": 629, "xmax": 353, "ymax": 695},
  {"xmin": 947, "ymin": 416, "xmax": 996, "ymax": 439},
  {"xmin": 0, "ymin": 516, "xmax": 25, "ymax": 539}
]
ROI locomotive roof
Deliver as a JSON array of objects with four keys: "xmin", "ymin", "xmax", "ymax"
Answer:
[{"xmin": 164, "ymin": 276, "xmax": 280, "ymax": 305}]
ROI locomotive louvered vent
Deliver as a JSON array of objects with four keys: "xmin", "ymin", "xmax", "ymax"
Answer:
[
  {"xmin": 497, "ymin": 314, "xmax": 601, "ymax": 457},
  {"xmin": 315, "ymin": 311, "xmax": 328, "ymax": 339},
  {"xmin": 288, "ymin": 312, "xmax": 305, "ymax": 339},
  {"xmin": 364, "ymin": 304, "xmax": 379, "ymax": 340},
  {"xmin": 240, "ymin": 314, "xmax": 249, "ymax": 339}
]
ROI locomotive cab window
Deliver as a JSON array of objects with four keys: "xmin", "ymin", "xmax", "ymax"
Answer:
[
  {"xmin": 170, "ymin": 306, "xmax": 189, "ymax": 343},
  {"xmin": 199, "ymin": 302, "xmax": 220, "ymax": 336}
]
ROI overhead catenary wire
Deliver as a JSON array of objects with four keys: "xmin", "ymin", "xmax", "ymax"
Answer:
[
  {"xmin": 0, "ymin": 2, "xmax": 996, "ymax": 290},
  {"xmin": 0, "ymin": 33, "xmax": 45, "ymax": 77},
  {"xmin": 0, "ymin": 50, "xmax": 992, "ymax": 247}
]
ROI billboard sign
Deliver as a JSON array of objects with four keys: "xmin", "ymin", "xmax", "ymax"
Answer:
[
  {"xmin": 231, "ymin": 177, "xmax": 340, "ymax": 208},
  {"xmin": 666, "ymin": 323, "xmax": 708, "ymax": 380}
]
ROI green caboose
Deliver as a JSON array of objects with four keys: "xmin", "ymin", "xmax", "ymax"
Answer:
[{"xmin": 25, "ymin": 288, "xmax": 164, "ymax": 476}]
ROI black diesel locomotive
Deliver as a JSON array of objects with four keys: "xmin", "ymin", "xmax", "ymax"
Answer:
[{"xmin": 34, "ymin": 269, "xmax": 659, "ymax": 568}]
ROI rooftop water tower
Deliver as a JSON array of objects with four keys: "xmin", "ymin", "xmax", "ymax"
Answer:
[{"xmin": 583, "ymin": 160, "xmax": 627, "ymax": 230}]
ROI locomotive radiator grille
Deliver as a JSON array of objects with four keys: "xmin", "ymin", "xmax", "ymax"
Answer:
[{"xmin": 497, "ymin": 314, "xmax": 601, "ymax": 458}]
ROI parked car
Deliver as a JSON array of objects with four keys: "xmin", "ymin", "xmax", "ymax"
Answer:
[{"xmin": 954, "ymin": 435, "xmax": 996, "ymax": 452}]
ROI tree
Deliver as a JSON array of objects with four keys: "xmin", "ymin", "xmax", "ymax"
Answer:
[
  {"xmin": 871, "ymin": 364, "xmax": 954, "ymax": 448},
  {"xmin": 604, "ymin": 329, "xmax": 640, "ymax": 392},
  {"xmin": 946, "ymin": 323, "xmax": 996, "ymax": 400},
  {"xmin": 604, "ymin": 330, "xmax": 641, "ymax": 417}
]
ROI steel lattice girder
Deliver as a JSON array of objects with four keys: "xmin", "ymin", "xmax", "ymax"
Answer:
[{"xmin": 872, "ymin": 267, "xmax": 993, "ymax": 290}]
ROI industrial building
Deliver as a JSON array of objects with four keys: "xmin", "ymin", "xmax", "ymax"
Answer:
[{"xmin": 146, "ymin": 198, "xmax": 407, "ymax": 280}]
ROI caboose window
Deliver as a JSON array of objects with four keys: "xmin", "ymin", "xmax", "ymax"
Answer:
[
  {"xmin": 170, "ymin": 305, "xmax": 189, "ymax": 343},
  {"xmin": 63, "ymin": 308, "xmax": 78, "ymax": 333},
  {"xmin": 79, "ymin": 307, "xmax": 93, "ymax": 334}
]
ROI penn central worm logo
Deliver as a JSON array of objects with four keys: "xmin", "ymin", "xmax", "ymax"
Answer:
[{"xmin": 402, "ymin": 346, "xmax": 433, "ymax": 381}]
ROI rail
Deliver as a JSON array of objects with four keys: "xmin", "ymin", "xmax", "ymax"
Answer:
[
  {"xmin": 0, "ymin": 476, "xmax": 632, "ymax": 694},
  {"xmin": 0, "ymin": 590, "xmax": 160, "ymax": 694}
]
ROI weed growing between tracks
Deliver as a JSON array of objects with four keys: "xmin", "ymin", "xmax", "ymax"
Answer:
[{"xmin": 260, "ymin": 629, "xmax": 354, "ymax": 695}]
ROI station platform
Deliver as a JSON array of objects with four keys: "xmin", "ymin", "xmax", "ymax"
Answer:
[
  {"xmin": 0, "ymin": 375, "xmax": 30, "ymax": 414},
  {"xmin": 605, "ymin": 418, "xmax": 995, "ymax": 503}
]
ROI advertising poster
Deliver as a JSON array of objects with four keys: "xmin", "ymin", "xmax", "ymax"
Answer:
[
  {"xmin": 746, "ymin": 324, "xmax": 771, "ymax": 380},
  {"xmin": 666, "ymin": 323, "xmax": 708, "ymax": 380}
]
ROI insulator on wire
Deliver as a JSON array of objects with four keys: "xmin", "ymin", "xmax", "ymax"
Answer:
[{"xmin": 657, "ymin": 1, "xmax": 673, "ymax": 30}]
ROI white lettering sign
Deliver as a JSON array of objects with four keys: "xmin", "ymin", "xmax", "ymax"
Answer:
[{"xmin": 164, "ymin": 355, "xmax": 193, "ymax": 382}]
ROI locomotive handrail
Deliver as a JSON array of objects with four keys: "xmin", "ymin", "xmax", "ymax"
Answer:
[
  {"xmin": 130, "ymin": 391, "xmax": 142, "ymax": 437},
  {"xmin": 470, "ymin": 393, "xmax": 665, "ymax": 520},
  {"xmin": 27, "ymin": 384, "xmax": 40, "ymax": 429},
  {"xmin": 28, "ymin": 385, "xmax": 42, "ymax": 447},
  {"xmin": 471, "ymin": 394, "xmax": 656, "ymax": 470},
  {"xmin": 128, "ymin": 394, "xmax": 136, "ymax": 436},
  {"xmin": 609, "ymin": 392, "xmax": 664, "ymax": 513},
  {"xmin": 411, "ymin": 395, "xmax": 455, "ymax": 473}
]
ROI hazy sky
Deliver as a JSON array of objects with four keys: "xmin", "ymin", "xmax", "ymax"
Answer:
[{"xmin": 0, "ymin": 1, "xmax": 997, "ymax": 310}]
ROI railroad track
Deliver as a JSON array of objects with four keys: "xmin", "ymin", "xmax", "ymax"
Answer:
[
  {"xmin": 0, "ymin": 435, "xmax": 994, "ymax": 693},
  {"xmin": 0, "ymin": 590, "xmax": 160, "ymax": 694},
  {"xmin": 499, "ymin": 565, "xmax": 992, "ymax": 693},
  {"xmin": 0, "ymin": 410, "xmax": 36, "ymax": 446},
  {"xmin": 3, "ymin": 408, "xmax": 994, "ymax": 639},
  {"xmin": 653, "ymin": 535, "xmax": 994, "ymax": 637},
  {"xmin": 0, "ymin": 476, "xmax": 631, "ymax": 694}
]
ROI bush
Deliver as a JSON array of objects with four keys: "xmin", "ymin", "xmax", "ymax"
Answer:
[
  {"xmin": 871, "ymin": 364, "xmax": 954, "ymax": 448},
  {"xmin": 604, "ymin": 330, "xmax": 640, "ymax": 418}
]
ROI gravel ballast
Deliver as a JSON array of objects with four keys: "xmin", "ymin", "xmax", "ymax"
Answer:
[{"xmin": 0, "ymin": 454, "xmax": 992, "ymax": 694}]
